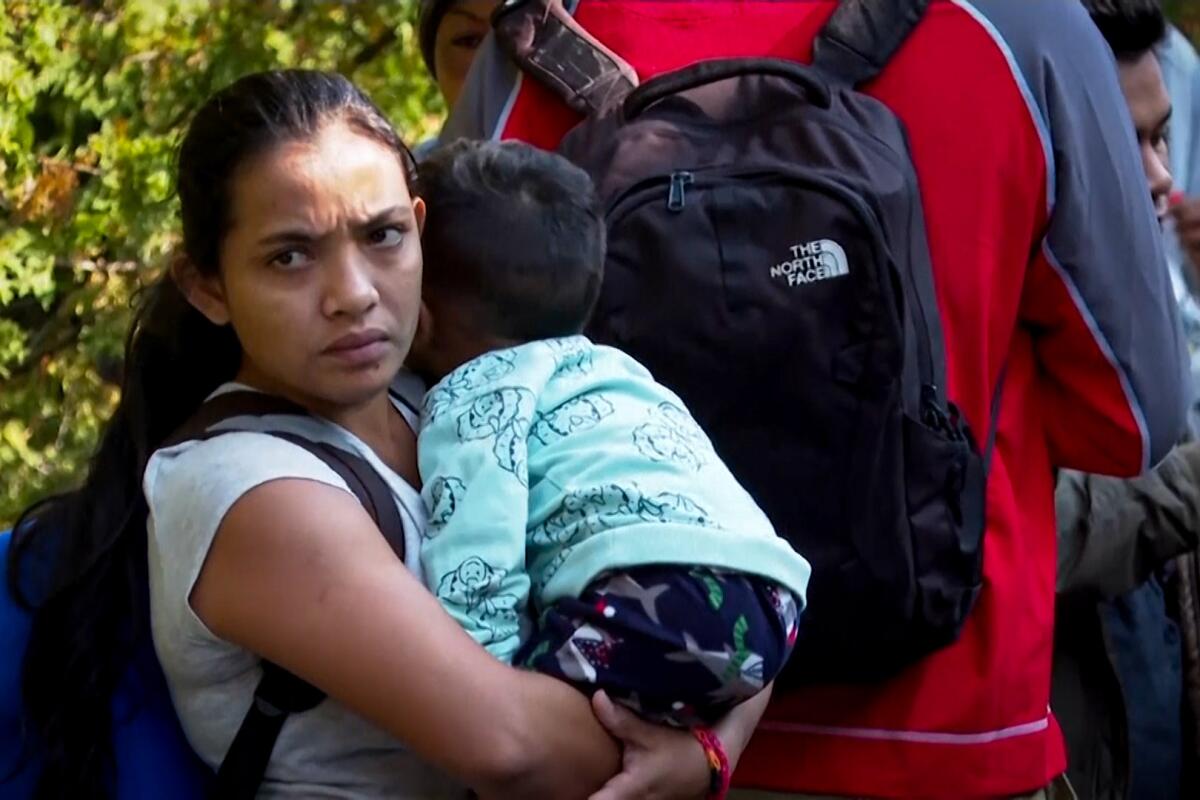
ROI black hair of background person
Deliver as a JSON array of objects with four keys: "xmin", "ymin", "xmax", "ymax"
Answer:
[{"xmin": 1083, "ymin": 0, "xmax": 1169, "ymax": 59}]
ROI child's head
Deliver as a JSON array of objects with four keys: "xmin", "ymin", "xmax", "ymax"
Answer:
[{"xmin": 410, "ymin": 139, "xmax": 605, "ymax": 380}]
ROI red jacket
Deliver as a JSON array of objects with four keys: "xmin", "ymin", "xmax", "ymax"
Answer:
[{"xmin": 446, "ymin": 1, "xmax": 1188, "ymax": 796}]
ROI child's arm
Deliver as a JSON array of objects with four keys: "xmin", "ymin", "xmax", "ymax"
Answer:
[{"xmin": 418, "ymin": 383, "xmax": 536, "ymax": 662}]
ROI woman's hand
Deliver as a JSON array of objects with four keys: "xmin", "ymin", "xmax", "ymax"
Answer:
[
  {"xmin": 585, "ymin": 684, "xmax": 773, "ymax": 800},
  {"xmin": 586, "ymin": 691, "xmax": 711, "ymax": 800}
]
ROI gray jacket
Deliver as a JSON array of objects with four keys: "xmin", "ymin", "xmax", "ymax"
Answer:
[
  {"xmin": 1057, "ymin": 446, "xmax": 1200, "ymax": 599},
  {"xmin": 1055, "ymin": 445, "xmax": 1200, "ymax": 799}
]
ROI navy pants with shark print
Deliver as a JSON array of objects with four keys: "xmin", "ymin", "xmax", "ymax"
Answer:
[{"xmin": 515, "ymin": 566, "xmax": 800, "ymax": 727}]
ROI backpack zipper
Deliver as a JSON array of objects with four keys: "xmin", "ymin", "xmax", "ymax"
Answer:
[
  {"xmin": 607, "ymin": 166, "xmax": 936, "ymax": 396},
  {"xmin": 667, "ymin": 170, "xmax": 694, "ymax": 211}
]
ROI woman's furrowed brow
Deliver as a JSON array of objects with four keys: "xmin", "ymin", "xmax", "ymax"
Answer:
[
  {"xmin": 256, "ymin": 206, "xmax": 409, "ymax": 247},
  {"xmin": 256, "ymin": 226, "xmax": 319, "ymax": 248},
  {"xmin": 351, "ymin": 205, "xmax": 410, "ymax": 232}
]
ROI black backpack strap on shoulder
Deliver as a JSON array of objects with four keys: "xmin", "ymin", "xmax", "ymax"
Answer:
[
  {"xmin": 211, "ymin": 662, "xmax": 325, "ymax": 800},
  {"xmin": 389, "ymin": 385, "xmax": 421, "ymax": 421},
  {"xmin": 268, "ymin": 432, "xmax": 407, "ymax": 561},
  {"xmin": 491, "ymin": 0, "xmax": 638, "ymax": 116},
  {"xmin": 162, "ymin": 390, "xmax": 310, "ymax": 449},
  {"xmin": 167, "ymin": 391, "xmax": 408, "ymax": 560},
  {"xmin": 812, "ymin": 0, "xmax": 931, "ymax": 87},
  {"xmin": 173, "ymin": 391, "xmax": 409, "ymax": 798}
]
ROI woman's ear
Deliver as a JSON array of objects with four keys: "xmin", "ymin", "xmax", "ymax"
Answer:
[
  {"xmin": 413, "ymin": 195, "xmax": 427, "ymax": 235},
  {"xmin": 171, "ymin": 256, "xmax": 231, "ymax": 326}
]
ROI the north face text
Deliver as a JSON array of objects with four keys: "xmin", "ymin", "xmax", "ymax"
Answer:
[{"xmin": 770, "ymin": 239, "xmax": 850, "ymax": 286}]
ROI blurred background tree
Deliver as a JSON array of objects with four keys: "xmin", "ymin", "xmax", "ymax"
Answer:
[
  {"xmin": 1165, "ymin": 0, "xmax": 1199, "ymax": 40},
  {"xmin": 0, "ymin": 0, "xmax": 442, "ymax": 525},
  {"xmin": 1, "ymin": 1, "xmax": 1199, "ymax": 527}
]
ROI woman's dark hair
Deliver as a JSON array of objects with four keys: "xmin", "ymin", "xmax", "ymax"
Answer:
[
  {"xmin": 6, "ymin": 69, "xmax": 416, "ymax": 798},
  {"xmin": 418, "ymin": 0, "xmax": 455, "ymax": 78},
  {"xmin": 1081, "ymin": 0, "xmax": 1167, "ymax": 61}
]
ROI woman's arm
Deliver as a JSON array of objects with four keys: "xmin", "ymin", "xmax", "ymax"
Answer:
[{"xmin": 190, "ymin": 478, "xmax": 619, "ymax": 798}]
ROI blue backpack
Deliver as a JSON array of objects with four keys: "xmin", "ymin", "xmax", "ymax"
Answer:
[
  {"xmin": 2, "ymin": 391, "xmax": 411, "ymax": 797},
  {"xmin": 0, "ymin": 529, "xmax": 211, "ymax": 798}
]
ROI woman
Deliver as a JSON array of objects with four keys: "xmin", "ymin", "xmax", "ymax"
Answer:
[
  {"xmin": 7, "ymin": 70, "xmax": 765, "ymax": 798},
  {"xmin": 419, "ymin": 0, "xmax": 497, "ymax": 110}
]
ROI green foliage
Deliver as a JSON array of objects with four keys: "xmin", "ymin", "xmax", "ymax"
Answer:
[
  {"xmin": 0, "ymin": 0, "xmax": 443, "ymax": 526},
  {"xmin": 1166, "ymin": 0, "xmax": 1200, "ymax": 43},
  {"xmin": 2, "ymin": 1, "xmax": 1198, "ymax": 528}
]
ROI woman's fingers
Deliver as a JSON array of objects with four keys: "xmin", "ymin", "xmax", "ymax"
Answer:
[{"xmin": 591, "ymin": 690, "xmax": 643, "ymax": 743}]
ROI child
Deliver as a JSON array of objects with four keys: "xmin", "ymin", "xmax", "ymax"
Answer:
[{"xmin": 408, "ymin": 139, "xmax": 811, "ymax": 726}]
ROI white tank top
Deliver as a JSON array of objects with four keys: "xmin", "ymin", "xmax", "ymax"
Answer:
[{"xmin": 144, "ymin": 377, "xmax": 466, "ymax": 798}]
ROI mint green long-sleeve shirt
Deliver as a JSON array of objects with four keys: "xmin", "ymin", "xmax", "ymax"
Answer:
[{"xmin": 418, "ymin": 336, "xmax": 811, "ymax": 661}]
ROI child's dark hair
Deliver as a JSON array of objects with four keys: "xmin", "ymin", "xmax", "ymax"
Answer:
[
  {"xmin": 6, "ymin": 69, "xmax": 414, "ymax": 798},
  {"xmin": 419, "ymin": 139, "xmax": 605, "ymax": 341},
  {"xmin": 1081, "ymin": 0, "xmax": 1167, "ymax": 61}
]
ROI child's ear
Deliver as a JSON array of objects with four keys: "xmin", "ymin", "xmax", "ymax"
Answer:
[{"xmin": 171, "ymin": 256, "xmax": 231, "ymax": 326}]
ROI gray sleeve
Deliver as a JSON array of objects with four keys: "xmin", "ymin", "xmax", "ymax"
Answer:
[
  {"xmin": 439, "ymin": 29, "xmax": 523, "ymax": 143},
  {"xmin": 968, "ymin": 0, "xmax": 1187, "ymax": 471},
  {"xmin": 1161, "ymin": 26, "xmax": 1200, "ymax": 197},
  {"xmin": 1190, "ymin": 52, "xmax": 1200, "ymax": 199},
  {"xmin": 1057, "ymin": 442, "xmax": 1200, "ymax": 599},
  {"xmin": 441, "ymin": 0, "xmax": 589, "ymax": 143}
]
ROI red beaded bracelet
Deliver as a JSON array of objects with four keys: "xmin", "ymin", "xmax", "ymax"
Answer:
[{"xmin": 692, "ymin": 726, "xmax": 731, "ymax": 800}]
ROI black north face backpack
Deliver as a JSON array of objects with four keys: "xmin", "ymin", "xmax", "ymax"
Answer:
[{"xmin": 493, "ymin": 0, "xmax": 1000, "ymax": 682}]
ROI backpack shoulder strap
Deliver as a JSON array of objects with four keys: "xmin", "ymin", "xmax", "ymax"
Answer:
[
  {"xmin": 812, "ymin": 0, "xmax": 931, "ymax": 87},
  {"xmin": 491, "ymin": 0, "xmax": 928, "ymax": 111},
  {"xmin": 170, "ymin": 391, "xmax": 409, "ymax": 799},
  {"xmin": 167, "ymin": 391, "xmax": 408, "ymax": 558},
  {"xmin": 162, "ymin": 390, "xmax": 310, "ymax": 448},
  {"xmin": 270, "ymin": 432, "xmax": 408, "ymax": 560},
  {"xmin": 389, "ymin": 384, "xmax": 421, "ymax": 422},
  {"xmin": 211, "ymin": 662, "xmax": 325, "ymax": 800},
  {"xmin": 491, "ymin": 0, "xmax": 638, "ymax": 116}
]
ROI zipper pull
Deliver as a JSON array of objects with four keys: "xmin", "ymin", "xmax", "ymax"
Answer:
[
  {"xmin": 667, "ymin": 171, "xmax": 694, "ymax": 212},
  {"xmin": 920, "ymin": 384, "xmax": 948, "ymax": 432}
]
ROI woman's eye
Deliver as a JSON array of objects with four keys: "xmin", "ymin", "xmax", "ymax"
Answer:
[
  {"xmin": 452, "ymin": 33, "xmax": 484, "ymax": 50},
  {"xmin": 271, "ymin": 249, "xmax": 312, "ymax": 269},
  {"xmin": 368, "ymin": 226, "xmax": 404, "ymax": 248}
]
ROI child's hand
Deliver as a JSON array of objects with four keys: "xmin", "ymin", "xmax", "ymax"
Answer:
[{"xmin": 586, "ymin": 691, "xmax": 713, "ymax": 800}]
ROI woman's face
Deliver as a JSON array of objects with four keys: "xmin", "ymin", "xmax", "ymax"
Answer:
[
  {"xmin": 434, "ymin": 0, "xmax": 498, "ymax": 109},
  {"xmin": 192, "ymin": 120, "xmax": 425, "ymax": 413}
]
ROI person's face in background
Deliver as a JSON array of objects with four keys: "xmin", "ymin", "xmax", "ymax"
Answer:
[
  {"xmin": 434, "ymin": 0, "xmax": 498, "ymax": 109},
  {"xmin": 1117, "ymin": 49, "xmax": 1173, "ymax": 219}
]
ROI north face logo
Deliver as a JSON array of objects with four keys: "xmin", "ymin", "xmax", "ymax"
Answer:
[{"xmin": 770, "ymin": 239, "xmax": 850, "ymax": 286}]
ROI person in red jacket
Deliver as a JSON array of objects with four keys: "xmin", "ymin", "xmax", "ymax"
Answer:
[{"xmin": 444, "ymin": 1, "xmax": 1189, "ymax": 797}]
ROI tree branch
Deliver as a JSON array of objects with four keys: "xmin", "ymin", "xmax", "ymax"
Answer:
[{"xmin": 347, "ymin": 28, "xmax": 398, "ymax": 72}]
